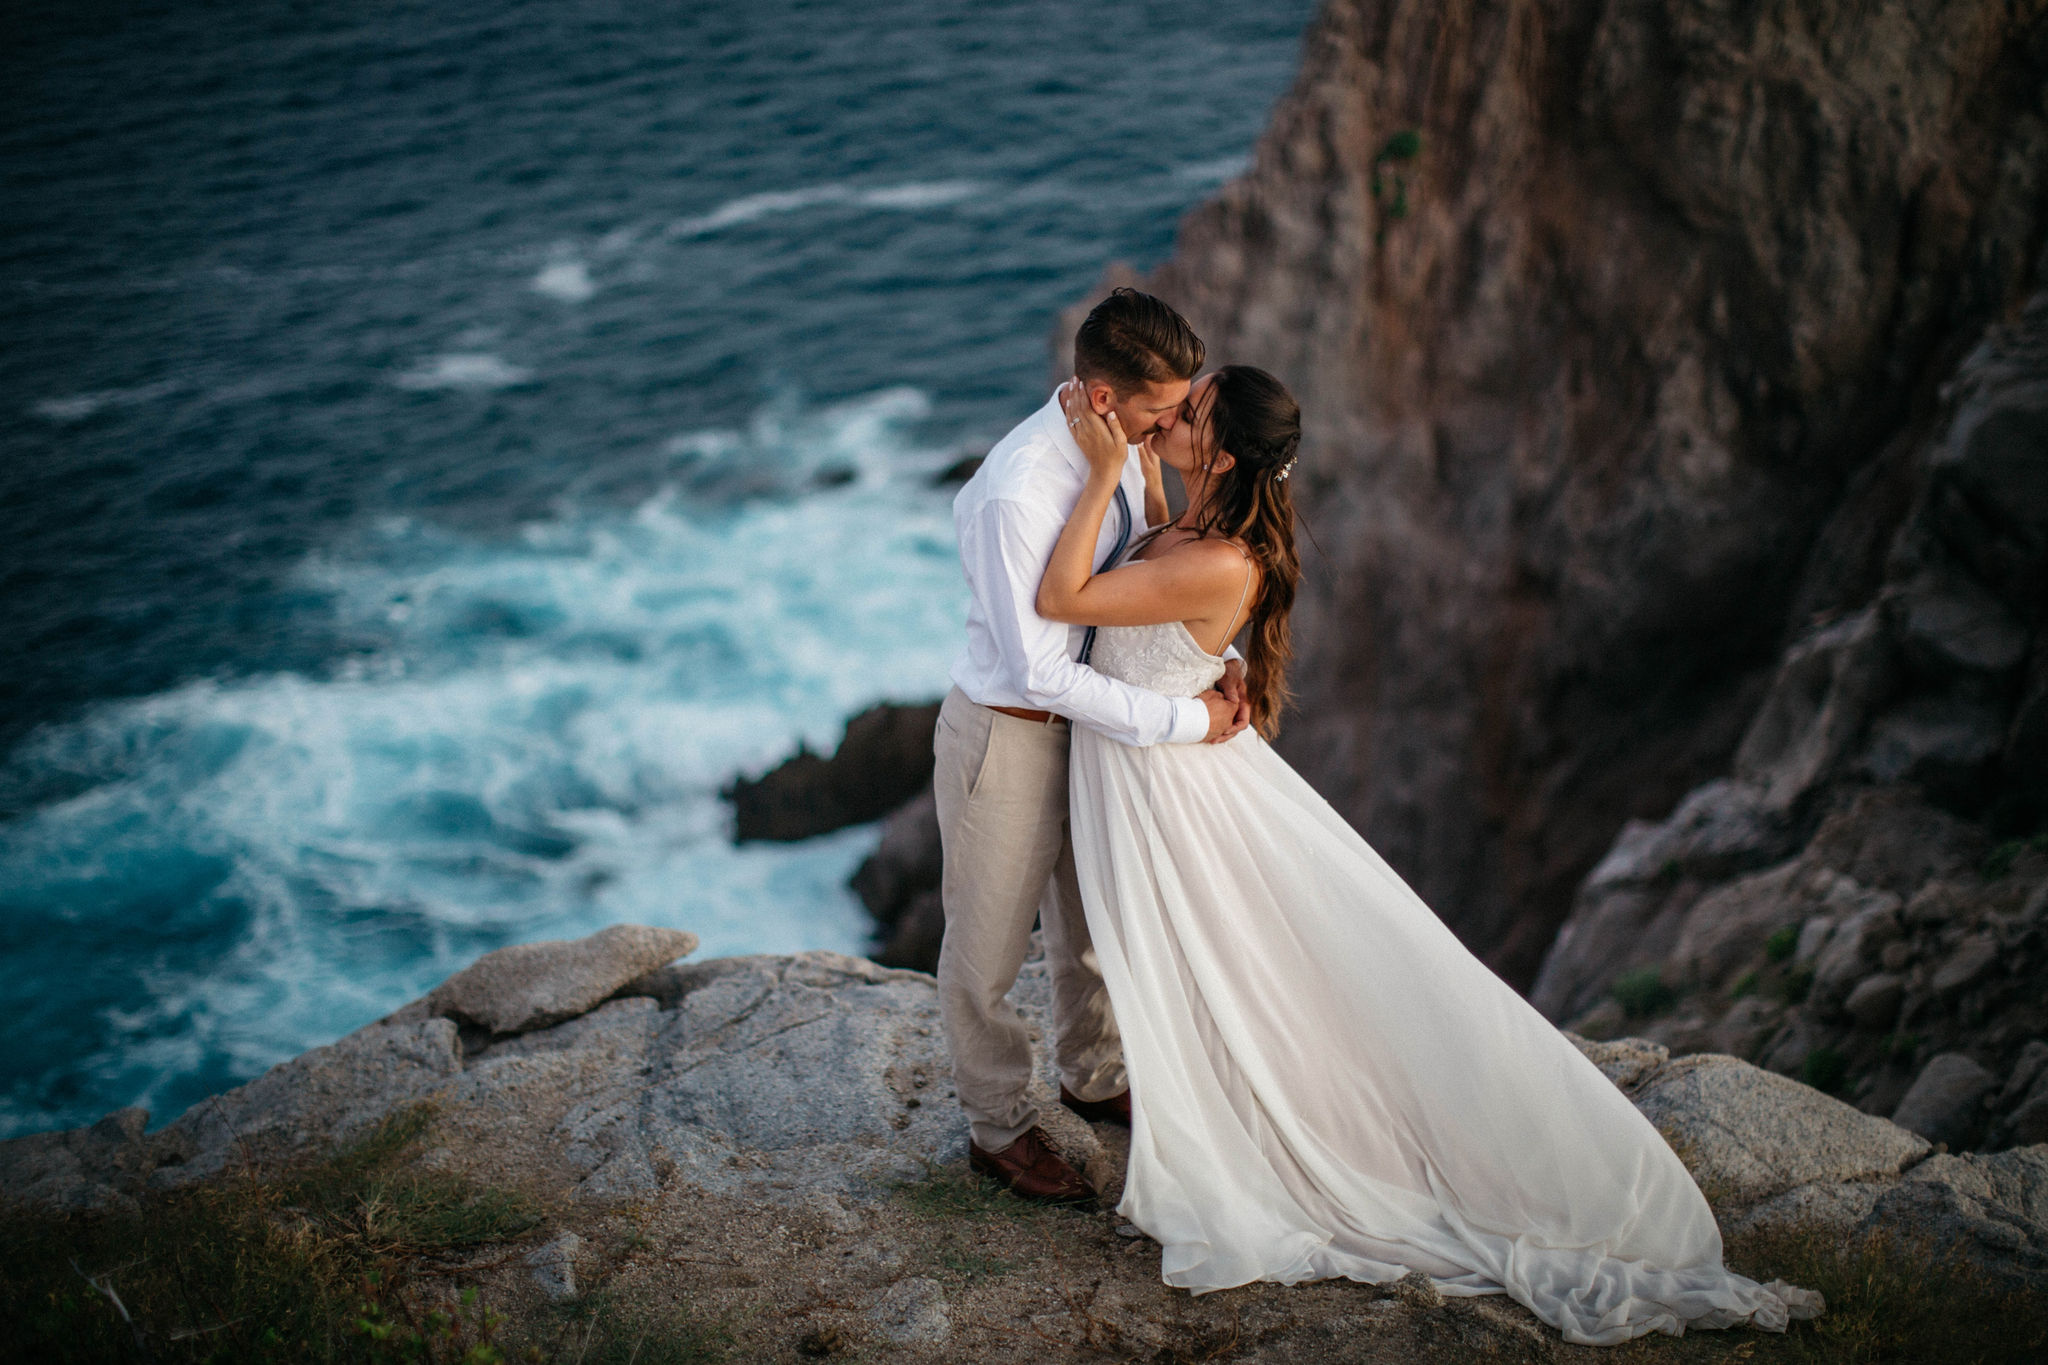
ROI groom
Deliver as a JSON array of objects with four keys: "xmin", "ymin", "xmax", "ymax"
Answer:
[{"xmin": 934, "ymin": 288, "xmax": 1248, "ymax": 1202}]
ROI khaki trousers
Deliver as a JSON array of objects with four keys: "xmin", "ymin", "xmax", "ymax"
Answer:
[{"xmin": 932, "ymin": 686, "xmax": 1126, "ymax": 1150}]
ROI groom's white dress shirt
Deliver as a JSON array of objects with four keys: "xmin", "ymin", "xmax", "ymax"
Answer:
[{"xmin": 949, "ymin": 390, "xmax": 1216, "ymax": 747}]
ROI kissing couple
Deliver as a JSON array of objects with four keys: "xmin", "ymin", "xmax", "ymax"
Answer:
[{"xmin": 928, "ymin": 288, "xmax": 1824, "ymax": 1346}]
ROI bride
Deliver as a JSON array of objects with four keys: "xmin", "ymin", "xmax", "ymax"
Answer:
[{"xmin": 1034, "ymin": 368, "xmax": 1823, "ymax": 1347}]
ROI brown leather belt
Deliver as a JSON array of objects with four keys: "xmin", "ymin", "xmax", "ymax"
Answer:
[{"xmin": 987, "ymin": 704, "xmax": 1065, "ymax": 724}]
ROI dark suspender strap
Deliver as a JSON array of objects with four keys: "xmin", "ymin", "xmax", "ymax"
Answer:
[{"xmin": 1077, "ymin": 483, "xmax": 1131, "ymax": 666}]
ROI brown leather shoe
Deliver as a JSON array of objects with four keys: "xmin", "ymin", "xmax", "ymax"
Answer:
[
  {"xmin": 1060, "ymin": 1085, "xmax": 1132, "ymax": 1128},
  {"xmin": 968, "ymin": 1125, "xmax": 1094, "ymax": 1204}
]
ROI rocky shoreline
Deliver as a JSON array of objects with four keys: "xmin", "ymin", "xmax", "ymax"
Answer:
[
  {"xmin": 14, "ymin": 0, "xmax": 2045, "ymax": 1355},
  {"xmin": 725, "ymin": 698, "xmax": 947, "ymax": 972},
  {"xmin": 5, "ymin": 925, "xmax": 2044, "ymax": 1360}
]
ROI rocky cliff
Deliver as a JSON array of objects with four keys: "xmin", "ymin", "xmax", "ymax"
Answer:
[
  {"xmin": 1529, "ymin": 275, "xmax": 2048, "ymax": 1149},
  {"xmin": 1131, "ymin": 0, "xmax": 2048, "ymax": 987},
  {"xmin": 7, "ymin": 927, "xmax": 2046, "ymax": 1359}
]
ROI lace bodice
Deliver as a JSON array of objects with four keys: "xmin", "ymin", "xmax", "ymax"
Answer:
[{"xmin": 1088, "ymin": 621, "xmax": 1228, "ymax": 698}]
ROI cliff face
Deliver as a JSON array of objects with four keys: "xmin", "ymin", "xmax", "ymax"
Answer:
[
  {"xmin": 1143, "ymin": 0, "xmax": 2048, "ymax": 984},
  {"xmin": 1525, "ymin": 275, "xmax": 2048, "ymax": 1143}
]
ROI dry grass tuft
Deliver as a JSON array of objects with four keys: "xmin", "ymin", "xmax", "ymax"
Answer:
[
  {"xmin": 1717, "ymin": 1222, "xmax": 2047, "ymax": 1365},
  {"xmin": 0, "ymin": 1103, "xmax": 728, "ymax": 1363}
]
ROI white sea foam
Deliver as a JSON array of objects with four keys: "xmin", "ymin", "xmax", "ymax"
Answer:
[
  {"xmin": 1174, "ymin": 154, "xmax": 1251, "ymax": 184},
  {"xmin": 393, "ymin": 352, "xmax": 536, "ymax": 390},
  {"xmin": 31, "ymin": 379, "xmax": 185, "ymax": 422},
  {"xmin": 667, "ymin": 186, "xmax": 854, "ymax": 238},
  {"xmin": 666, "ymin": 180, "xmax": 985, "ymax": 238},
  {"xmin": 531, "ymin": 258, "xmax": 596, "ymax": 303},
  {"xmin": 855, "ymin": 179, "xmax": 983, "ymax": 210},
  {"xmin": 0, "ymin": 388, "xmax": 968, "ymax": 1139}
]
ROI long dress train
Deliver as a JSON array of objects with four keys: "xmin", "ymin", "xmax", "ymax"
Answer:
[{"xmin": 1066, "ymin": 617, "xmax": 1822, "ymax": 1347}]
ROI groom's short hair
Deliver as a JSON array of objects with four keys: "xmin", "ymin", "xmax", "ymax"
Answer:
[{"xmin": 1074, "ymin": 288, "xmax": 1205, "ymax": 396}]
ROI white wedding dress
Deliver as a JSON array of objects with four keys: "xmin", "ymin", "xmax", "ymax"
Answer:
[{"xmin": 1068, "ymin": 617, "xmax": 1823, "ymax": 1347}]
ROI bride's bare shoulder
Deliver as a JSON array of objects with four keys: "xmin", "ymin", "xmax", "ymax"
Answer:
[{"xmin": 1151, "ymin": 535, "xmax": 1255, "ymax": 574}]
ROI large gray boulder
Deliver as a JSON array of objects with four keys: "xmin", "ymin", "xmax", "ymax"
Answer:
[
  {"xmin": 450, "ymin": 951, "xmax": 968, "ymax": 1203},
  {"xmin": 1628, "ymin": 1053, "xmax": 1931, "ymax": 1206},
  {"xmin": 417, "ymin": 923, "xmax": 699, "ymax": 1035},
  {"xmin": 1530, "ymin": 783, "xmax": 1792, "ymax": 1022},
  {"xmin": 535, "ymin": 947, "xmax": 1111, "ymax": 1205},
  {"xmin": 1574, "ymin": 1037, "xmax": 2048, "ymax": 1293}
]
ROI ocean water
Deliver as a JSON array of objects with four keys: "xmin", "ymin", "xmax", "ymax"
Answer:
[{"xmin": 0, "ymin": 0, "xmax": 1314, "ymax": 1138}]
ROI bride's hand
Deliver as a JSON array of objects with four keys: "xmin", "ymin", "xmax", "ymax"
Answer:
[
  {"xmin": 1137, "ymin": 432, "xmax": 1170, "ymax": 525},
  {"xmin": 1062, "ymin": 376, "xmax": 1127, "ymax": 480}
]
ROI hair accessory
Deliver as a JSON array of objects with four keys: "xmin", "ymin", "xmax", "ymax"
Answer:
[{"xmin": 1272, "ymin": 455, "xmax": 1297, "ymax": 483}]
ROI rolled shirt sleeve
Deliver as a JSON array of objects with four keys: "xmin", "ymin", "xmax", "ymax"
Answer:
[{"xmin": 964, "ymin": 495, "xmax": 1210, "ymax": 747}]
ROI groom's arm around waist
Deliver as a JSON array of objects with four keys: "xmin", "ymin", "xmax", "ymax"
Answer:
[{"xmin": 962, "ymin": 494, "xmax": 1209, "ymax": 747}]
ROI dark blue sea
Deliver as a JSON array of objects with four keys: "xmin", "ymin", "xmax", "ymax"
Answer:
[{"xmin": 0, "ymin": 0, "xmax": 1315, "ymax": 1139}]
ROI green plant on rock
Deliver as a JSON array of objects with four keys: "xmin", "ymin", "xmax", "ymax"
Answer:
[
  {"xmin": 1777, "ymin": 962, "xmax": 1815, "ymax": 1005},
  {"xmin": 1610, "ymin": 968, "xmax": 1676, "ymax": 1020},
  {"xmin": 1982, "ymin": 831, "xmax": 2048, "ymax": 879},
  {"xmin": 1764, "ymin": 924, "xmax": 1800, "ymax": 963},
  {"xmin": 352, "ymin": 1277, "xmax": 505, "ymax": 1365},
  {"xmin": 1370, "ymin": 129, "xmax": 1421, "ymax": 242},
  {"xmin": 1729, "ymin": 969, "xmax": 1759, "ymax": 999},
  {"xmin": 1802, "ymin": 1045, "xmax": 1849, "ymax": 1095}
]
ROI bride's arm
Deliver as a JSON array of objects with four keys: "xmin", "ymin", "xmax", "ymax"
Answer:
[
  {"xmin": 1037, "ymin": 384, "xmax": 1246, "ymax": 630},
  {"xmin": 1035, "ymin": 381, "xmax": 1124, "ymax": 619}
]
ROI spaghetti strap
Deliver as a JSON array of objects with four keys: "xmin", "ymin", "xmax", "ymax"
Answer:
[{"xmin": 1223, "ymin": 541, "xmax": 1255, "ymax": 645}]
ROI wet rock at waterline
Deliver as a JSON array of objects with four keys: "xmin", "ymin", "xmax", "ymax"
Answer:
[
  {"xmin": 724, "ymin": 699, "xmax": 948, "ymax": 973},
  {"xmin": 725, "ymin": 701, "xmax": 941, "ymax": 843}
]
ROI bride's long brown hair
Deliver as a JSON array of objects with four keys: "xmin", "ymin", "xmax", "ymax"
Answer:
[{"xmin": 1138, "ymin": 364, "xmax": 1302, "ymax": 738}]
